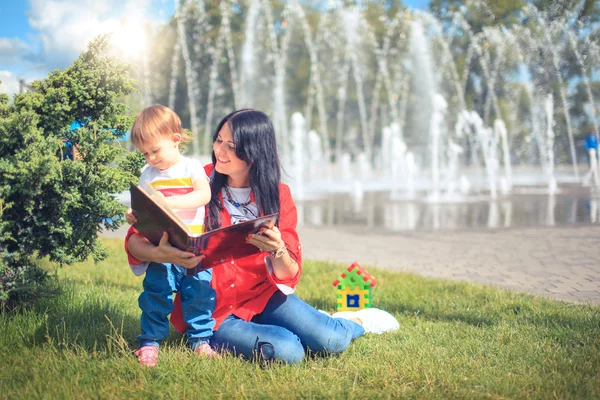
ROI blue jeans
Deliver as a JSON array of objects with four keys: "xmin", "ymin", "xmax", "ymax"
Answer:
[
  {"xmin": 138, "ymin": 262, "xmax": 215, "ymax": 350},
  {"xmin": 210, "ymin": 291, "xmax": 365, "ymax": 365}
]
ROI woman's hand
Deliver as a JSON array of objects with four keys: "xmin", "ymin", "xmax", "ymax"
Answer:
[
  {"xmin": 246, "ymin": 226, "xmax": 285, "ymax": 254},
  {"xmin": 153, "ymin": 232, "xmax": 205, "ymax": 269},
  {"xmin": 125, "ymin": 208, "xmax": 137, "ymax": 225},
  {"xmin": 247, "ymin": 225, "xmax": 298, "ymax": 280},
  {"xmin": 129, "ymin": 232, "xmax": 205, "ymax": 269}
]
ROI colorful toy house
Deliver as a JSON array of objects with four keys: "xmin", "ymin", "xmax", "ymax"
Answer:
[{"xmin": 332, "ymin": 262, "xmax": 377, "ymax": 312}]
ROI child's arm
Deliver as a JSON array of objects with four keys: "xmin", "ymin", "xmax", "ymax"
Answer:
[{"xmin": 164, "ymin": 177, "xmax": 211, "ymax": 210}]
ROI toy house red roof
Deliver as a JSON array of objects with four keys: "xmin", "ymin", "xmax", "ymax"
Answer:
[{"xmin": 332, "ymin": 262, "xmax": 377, "ymax": 288}]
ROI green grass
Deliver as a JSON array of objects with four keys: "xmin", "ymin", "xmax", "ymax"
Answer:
[{"xmin": 1, "ymin": 239, "xmax": 599, "ymax": 399}]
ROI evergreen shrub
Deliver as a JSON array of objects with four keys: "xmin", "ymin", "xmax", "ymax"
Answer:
[{"xmin": 0, "ymin": 36, "xmax": 144, "ymax": 309}]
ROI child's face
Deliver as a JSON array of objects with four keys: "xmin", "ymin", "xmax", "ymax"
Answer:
[{"xmin": 136, "ymin": 136, "xmax": 181, "ymax": 171}]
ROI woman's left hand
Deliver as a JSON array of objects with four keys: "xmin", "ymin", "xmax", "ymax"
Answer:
[
  {"xmin": 248, "ymin": 224, "xmax": 298, "ymax": 279},
  {"xmin": 246, "ymin": 225, "xmax": 284, "ymax": 254}
]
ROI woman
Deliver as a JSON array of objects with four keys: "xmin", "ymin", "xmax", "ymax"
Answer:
[{"xmin": 125, "ymin": 109, "xmax": 399, "ymax": 365}]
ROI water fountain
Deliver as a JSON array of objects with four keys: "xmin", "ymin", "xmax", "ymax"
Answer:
[{"xmin": 142, "ymin": 0, "xmax": 600, "ymax": 230}]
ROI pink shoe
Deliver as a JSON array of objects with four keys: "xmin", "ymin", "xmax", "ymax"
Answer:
[
  {"xmin": 135, "ymin": 345, "xmax": 158, "ymax": 367},
  {"xmin": 194, "ymin": 342, "xmax": 220, "ymax": 358}
]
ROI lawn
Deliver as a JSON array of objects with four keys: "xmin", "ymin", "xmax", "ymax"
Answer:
[{"xmin": 1, "ymin": 238, "xmax": 598, "ymax": 399}]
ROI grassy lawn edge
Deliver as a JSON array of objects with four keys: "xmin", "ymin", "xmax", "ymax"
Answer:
[{"xmin": 1, "ymin": 238, "xmax": 598, "ymax": 399}]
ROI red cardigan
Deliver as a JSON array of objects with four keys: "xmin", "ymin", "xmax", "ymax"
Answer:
[{"xmin": 125, "ymin": 164, "xmax": 302, "ymax": 331}]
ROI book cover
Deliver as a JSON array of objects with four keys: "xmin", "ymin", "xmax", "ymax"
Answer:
[{"xmin": 130, "ymin": 182, "xmax": 279, "ymax": 271}]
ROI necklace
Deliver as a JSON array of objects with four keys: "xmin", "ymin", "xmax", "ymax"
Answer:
[{"xmin": 224, "ymin": 185, "xmax": 252, "ymax": 208}]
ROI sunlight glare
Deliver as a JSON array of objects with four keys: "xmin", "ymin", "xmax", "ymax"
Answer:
[{"xmin": 111, "ymin": 17, "xmax": 148, "ymax": 60}]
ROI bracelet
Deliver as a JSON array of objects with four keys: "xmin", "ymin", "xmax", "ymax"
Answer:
[{"xmin": 269, "ymin": 245, "xmax": 286, "ymax": 259}]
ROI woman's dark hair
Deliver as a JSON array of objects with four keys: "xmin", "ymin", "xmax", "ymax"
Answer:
[{"xmin": 206, "ymin": 109, "xmax": 281, "ymax": 230}]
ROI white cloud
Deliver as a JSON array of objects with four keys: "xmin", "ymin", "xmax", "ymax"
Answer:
[
  {"xmin": 26, "ymin": 0, "xmax": 156, "ymax": 69},
  {"xmin": 0, "ymin": 38, "xmax": 33, "ymax": 66},
  {"xmin": 0, "ymin": 71, "xmax": 21, "ymax": 99},
  {"xmin": 0, "ymin": 0, "xmax": 171, "ymax": 91}
]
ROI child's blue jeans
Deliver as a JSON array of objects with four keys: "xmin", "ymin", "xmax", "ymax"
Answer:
[
  {"xmin": 137, "ymin": 262, "xmax": 215, "ymax": 350},
  {"xmin": 210, "ymin": 291, "xmax": 365, "ymax": 364}
]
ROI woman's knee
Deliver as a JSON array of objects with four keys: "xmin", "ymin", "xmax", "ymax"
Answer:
[{"xmin": 257, "ymin": 335, "xmax": 305, "ymax": 365}]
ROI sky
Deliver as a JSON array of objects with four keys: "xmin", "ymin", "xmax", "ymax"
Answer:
[{"xmin": 0, "ymin": 0, "xmax": 430, "ymax": 98}]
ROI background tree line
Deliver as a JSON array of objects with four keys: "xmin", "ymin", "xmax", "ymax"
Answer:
[{"xmin": 136, "ymin": 0, "xmax": 600, "ymax": 167}]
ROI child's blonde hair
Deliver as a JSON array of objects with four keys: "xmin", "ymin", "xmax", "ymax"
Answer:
[{"xmin": 131, "ymin": 104, "xmax": 192, "ymax": 147}]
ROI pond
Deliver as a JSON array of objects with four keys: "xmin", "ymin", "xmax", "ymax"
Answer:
[{"xmin": 296, "ymin": 186, "xmax": 600, "ymax": 233}]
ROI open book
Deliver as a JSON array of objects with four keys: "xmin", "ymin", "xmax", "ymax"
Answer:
[{"xmin": 130, "ymin": 182, "xmax": 279, "ymax": 271}]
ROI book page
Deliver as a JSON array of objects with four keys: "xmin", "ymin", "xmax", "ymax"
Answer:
[{"xmin": 141, "ymin": 182, "xmax": 190, "ymax": 231}]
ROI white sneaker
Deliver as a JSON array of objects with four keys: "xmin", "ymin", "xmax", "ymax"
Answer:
[
  {"xmin": 332, "ymin": 308, "xmax": 399, "ymax": 334},
  {"xmin": 330, "ymin": 310, "xmax": 359, "ymax": 320}
]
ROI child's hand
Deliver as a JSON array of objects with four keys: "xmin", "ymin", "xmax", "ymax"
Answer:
[
  {"xmin": 154, "ymin": 191, "xmax": 166, "ymax": 201},
  {"xmin": 163, "ymin": 197, "xmax": 174, "ymax": 209},
  {"xmin": 125, "ymin": 208, "xmax": 137, "ymax": 225},
  {"xmin": 152, "ymin": 191, "xmax": 172, "ymax": 208}
]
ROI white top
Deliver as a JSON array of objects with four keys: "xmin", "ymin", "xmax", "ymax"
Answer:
[
  {"xmin": 139, "ymin": 156, "xmax": 208, "ymax": 233},
  {"xmin": 221, "ymin": 186, "xmax": 259, "ymax": 223}
]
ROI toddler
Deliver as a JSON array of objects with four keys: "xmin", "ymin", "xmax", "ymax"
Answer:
[{"xmin": 126, "ymin": 104, "xmax": 217, "ymax": 366}]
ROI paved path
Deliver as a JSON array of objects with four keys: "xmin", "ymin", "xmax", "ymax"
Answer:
[
  {"xmin": 297, "ymin": 225, "xmax": 600, "ymax": 304},
  {"xmin": 105, "ymin": 224, "xmax": 600, "ymax": 304}
]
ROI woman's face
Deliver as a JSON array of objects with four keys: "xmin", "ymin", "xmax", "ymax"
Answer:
[{"xmin": 213, "ymin": 122, "xmax": 251, "ymax": 187}]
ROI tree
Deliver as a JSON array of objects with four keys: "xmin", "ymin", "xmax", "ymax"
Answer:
[{"xmin": 0, "ymin": 36, "xmax": 142, "ymax": 309}]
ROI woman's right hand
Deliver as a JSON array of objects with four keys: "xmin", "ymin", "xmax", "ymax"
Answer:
[{"xmin": 153, "ymin": 232, "xmax": 205, "ymax": 269}]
